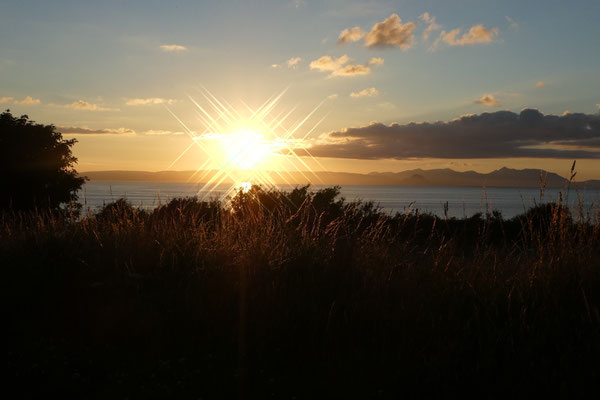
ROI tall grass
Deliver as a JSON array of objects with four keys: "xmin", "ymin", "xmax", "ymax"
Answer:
[{"xmin": 4, "ymin": 185, "xmax": 600, "ymax": 398}]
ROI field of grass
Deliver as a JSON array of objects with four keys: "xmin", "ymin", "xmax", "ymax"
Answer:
[{"xmin": 4, "ymin": 185, "xmax": 600, "ymax": 398}]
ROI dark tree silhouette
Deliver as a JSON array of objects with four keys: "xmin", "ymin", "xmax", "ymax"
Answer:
[{"xmin": 0, "ymin": 110, "xmax": 86, "ymax": 210}]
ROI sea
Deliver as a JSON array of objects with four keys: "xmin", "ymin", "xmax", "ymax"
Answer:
[{"xmin": 79, "ymin": 181, "xmax": 600, "ymax": 219}]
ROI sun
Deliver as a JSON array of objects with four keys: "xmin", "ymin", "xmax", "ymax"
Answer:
[
  {"xmin": 165, "ymin": 87, "xmax": 328, "ymax": 199},
  {"xmin": 224, "ymin": 129, "xmax": 273, "ymax": 170}
]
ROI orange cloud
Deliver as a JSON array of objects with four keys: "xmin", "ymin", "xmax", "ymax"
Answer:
[
  {"xmin": 331, "ymin": 64, "xmax": 371, "ymax": 77},
  {"xmin": 350, "ymin": 88, "xmax": 379, "ymax": 98},
  {"xmin": 420, "ymin": 12, "xmax": 441, "ymax": 40},
  {"xmin": 434, "ymin": 24, "xmax": 498, "ymax": 49},
  {"xmin": 310, "ymin": 55, "xmax": 382, "ymax": 78},
  {"xmin": 126, "ymin": 98, "xmax": 176, "ymax": 106},
  {"xmin": 159, "ymin": 44, "xmax": 187, "ymax": 52},
  {"xmin": 536, "ymin": 81, "xmax": 545, "ymax": 88},
  {"xmin": 309, "ymin": 55, "xmax": 350, "ymax": 71},
  {"xmin": 338, "ymin": 26, "xmax": 365, "ymax": 44},
  {"xmin": 69, "ymin": 100, "xmax": 110, "ymax": 111},
  {"xmin": 286, "ymin": 57, "xmax": 301, "ymax": 68},
  {"xmin": 367, "ymin": 57, "xmax": 384, "ymax": 66},
  {"xmin": 475, "ymin": 94, "xmax": 501, "ymax": 107},
  {"xmin": 0, "ymin": 96, "xmax": 13, "ymax": 104},
  {"xmin": 14, "ymin": 96, "xmax": 41, "ymax": 105},
  {"xmin": 364, "ymin": 14, "xmax": 416, "ymax": 49}
]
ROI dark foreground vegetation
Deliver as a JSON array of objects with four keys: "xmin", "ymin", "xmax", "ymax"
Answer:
[{"xmin": 5, "ymin": 185, "xmax": 600, "ymax": 398}]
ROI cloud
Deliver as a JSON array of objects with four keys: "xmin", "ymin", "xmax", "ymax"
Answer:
[
  {"xmin": 310, "ymin": 54, "xmax": 382, "ymax": 77},
  {"xmin": 475, "ymin": 94, "xmax": 501, "ymax": 107},
  {"xmin": 378, "ymin": 101, "xmax": 396, "ymax": 110},
  {"xmin": 0, "ymin": 96, "xmax": 13, "ymax": 104},
  {"xmin": 309, "ymin": 55, "xmax": 350, "ymax": 71},
  {"xmin": 536, "ymin": 81, "xmax": 546, "ymax": 88},
  {"xmin": 350, "ymin": 87, "xmax": 379, "ymax": 98},
  {"xmin": 306, "ymin": 109, "xmax": 600, "ymax": 160},
  {"xmin": 287, "ymin": 57, "xmax": 301, "ymax": 68},
  {"xmin": 291, "ymin": 0, "xmax": 306, "ymax": 8},
  {"xmin": 126, "ymin": 97, "xmax": 176, "ymax": 106},
  {"xmin": 271, "ymin": 63, "xmax": 280, "ymax": 68},
  {"xmin": 330, "ymin": 64, "xmax": 371, "ymax": 77},
  {"xmin": 143, "ymin": 129, "xmax": 184, "ymax": 136},
  {"xmin": 327, "ymin": 94, "xmax": 339, "ymax": 100},
  {"xmin": 159, "ymin": 44, "xmax": 187, "ymax": 52},
  {"xmin": 597, "ymin": 104, "xmax": 600, "ymax": 111},
  {"xmin": 433, "ymin": 24, "xmax": 498, "ymax": 49},
  {"xmin": 69, "ymin": 100, "xmax": 109, "ymax": 111},
  {"xmin": 420, "ymin": 12, "xmax": 441, "ymax": 40},
  {"xmin": 338, "ymin": 26, "xmax": 365, "ymax": 44},
  {"xmin": 14, "ymin": 96, "xmax": 41, "ymax": 105},
  {"xmin": 364, "ymin": 14, "xmax": 416, "ymax": 49},
  {"xmin": 505, "ymin": 16, "xmax": 519, "ymax": 31},
  {"xmin": 59, "ymin": 126, "xmax": 135, "ymax": 135},
  {"xmin": 367, "ymin": 57, "xmax": 384, "ymax": 66}
]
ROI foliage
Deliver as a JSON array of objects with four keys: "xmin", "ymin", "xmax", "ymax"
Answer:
[
  {"xmin": 3, "ymin": 186, "xmax": 600, "ymax": 398},
  {"xmin": 0, "ymin": 110, "xmax": 85, "ymax": 210}
]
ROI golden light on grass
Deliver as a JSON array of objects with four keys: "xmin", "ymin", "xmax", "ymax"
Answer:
[{"xmin": 165, "ymin": 87, "xmax": 328, "ymax": 199}]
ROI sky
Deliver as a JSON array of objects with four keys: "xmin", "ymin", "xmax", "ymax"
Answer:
[{"xmin": 1, "ymin": 0, "xmax": 599, "ymax": 179}]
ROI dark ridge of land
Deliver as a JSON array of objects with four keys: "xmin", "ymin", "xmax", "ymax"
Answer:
[
  {"xmin": 4, "ymin": 186, "xmax": 600, "ymax": 398},
  {"xmin": 80, "ymin": 167, "xmax": 600, "ymax": 188}
]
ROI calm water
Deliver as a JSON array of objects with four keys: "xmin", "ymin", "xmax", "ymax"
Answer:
[{"xmin": 79, "ymin": 181, "xmax": 600, "ymax": 219}]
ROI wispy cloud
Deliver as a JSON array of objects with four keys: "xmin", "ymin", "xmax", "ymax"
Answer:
[
  {"xmin": 327, "ymin": 94, "xmax": 339, "ymax": 100},
  {"xmin": 290, "ymin": 0, "xmax": 306, "ymax": 9},
  {"xmin": 0, "ymin": 96, "xmax": 13, "ymax": 104},
  {"xmin": 143, "ymin": 129, "xmax": 184, "ymax": 136},
  {"xmin": 307, "ymin": 109, "xmax": 600, "ymax": 160},
  {"xmin": 69, "ymin": 100, "xmax": 110, "ymax": 111},
  {"xmin": 287, "ymin": 57, "xmax": 301, "ymax": 68},
  {"xmin": 536, "ymin": 81, "xmax": 546, "ymax": 88},
  {"xmin": 159, "ymin": 44, "xmax": 187, "ymax": 52},
  {"xmin": 14, "ymin": 96, "xmax": 41, "ymax": 105},
  {"xmin": 309, "ymin": 55, "xmax": 350, "ymax": 72},
  {"xmin": 420, "ymin": 12, "xmax": 441, "ymax": 40},
  {"xmin": 338, "ymin": 26, "xmax": 365, "ymax": 44},
  {"xmin": 59, "ymin": 126, "xmax": 135, "ymax": 135},
  {"xmin": 330, "ymin": 64, "xmax": 371, "ymax": 77},
  {"xmin": 367, "ymin": 57, "xmax": 384, "ymax": 66},
  {"xmin": 310, "ymin": 54, "xmax": 382, "ymax": 77},
  {"xmin": 350, "ymin": 87, "xmax": 379, "ymax": 98},
  {"xmin": 475, "ymin": 94, "xmax": 501, "ymax": 107},
  {"xmin": 272, "ymin": 57, "xmax": 302, "ymax": 69},
  {"xmin": 432, "ymin": 24, "xmax": 499, "ymax": 50},
  {"xmin": 126, "ymin": 98, "xmax": 176, "ymax": 106},
  {"xmin": 505, "ymin": 16, "xmax": 519, "ymax": 31}
]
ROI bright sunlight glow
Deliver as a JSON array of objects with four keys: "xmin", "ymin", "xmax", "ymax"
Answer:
[
  {"xmin": 224, "ymin": 129, "xmax": 273, "ymax": 170},
  {"xmin": 165, "ymin": 87, "xmax": 329, "ymax": 200}
]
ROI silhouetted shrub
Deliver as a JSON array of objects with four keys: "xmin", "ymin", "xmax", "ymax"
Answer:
[{"xmin": 0, "ymin": 110, "xmax": 85, "ymax": 210}]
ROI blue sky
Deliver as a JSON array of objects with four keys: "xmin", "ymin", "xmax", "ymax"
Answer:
[{"xmin": 1, "ymin": 0, "xmax": 599, "ymax": 177}]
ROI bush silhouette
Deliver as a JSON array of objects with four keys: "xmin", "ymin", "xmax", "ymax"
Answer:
[{"xmin": 0, "ymin": 110, "xmax": 85, "ymax": 210}]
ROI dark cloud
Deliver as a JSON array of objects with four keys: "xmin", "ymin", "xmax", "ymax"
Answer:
[{"xmin": 307, "ymin": 109, "xmax": 600, "ymax": 159}]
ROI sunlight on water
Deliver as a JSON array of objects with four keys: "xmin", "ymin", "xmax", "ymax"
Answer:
[{"xmin": 79, "ymin": 181, "xmax": 600, "ymax": 219}]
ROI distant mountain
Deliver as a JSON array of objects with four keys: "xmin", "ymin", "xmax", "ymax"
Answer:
[{"xmin": 81, "ymin": 168, "xmax": 600, "ymax": 189}]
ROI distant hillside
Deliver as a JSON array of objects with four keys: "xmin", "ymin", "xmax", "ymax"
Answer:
[{"xmin": 81, "ymin": 168, "xmax": 600, "ymax": 189}]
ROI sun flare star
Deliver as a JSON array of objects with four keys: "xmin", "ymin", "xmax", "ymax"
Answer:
[{"xmin": 165, "ymin": 87, "xmax": 329, "ymax": 200}]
